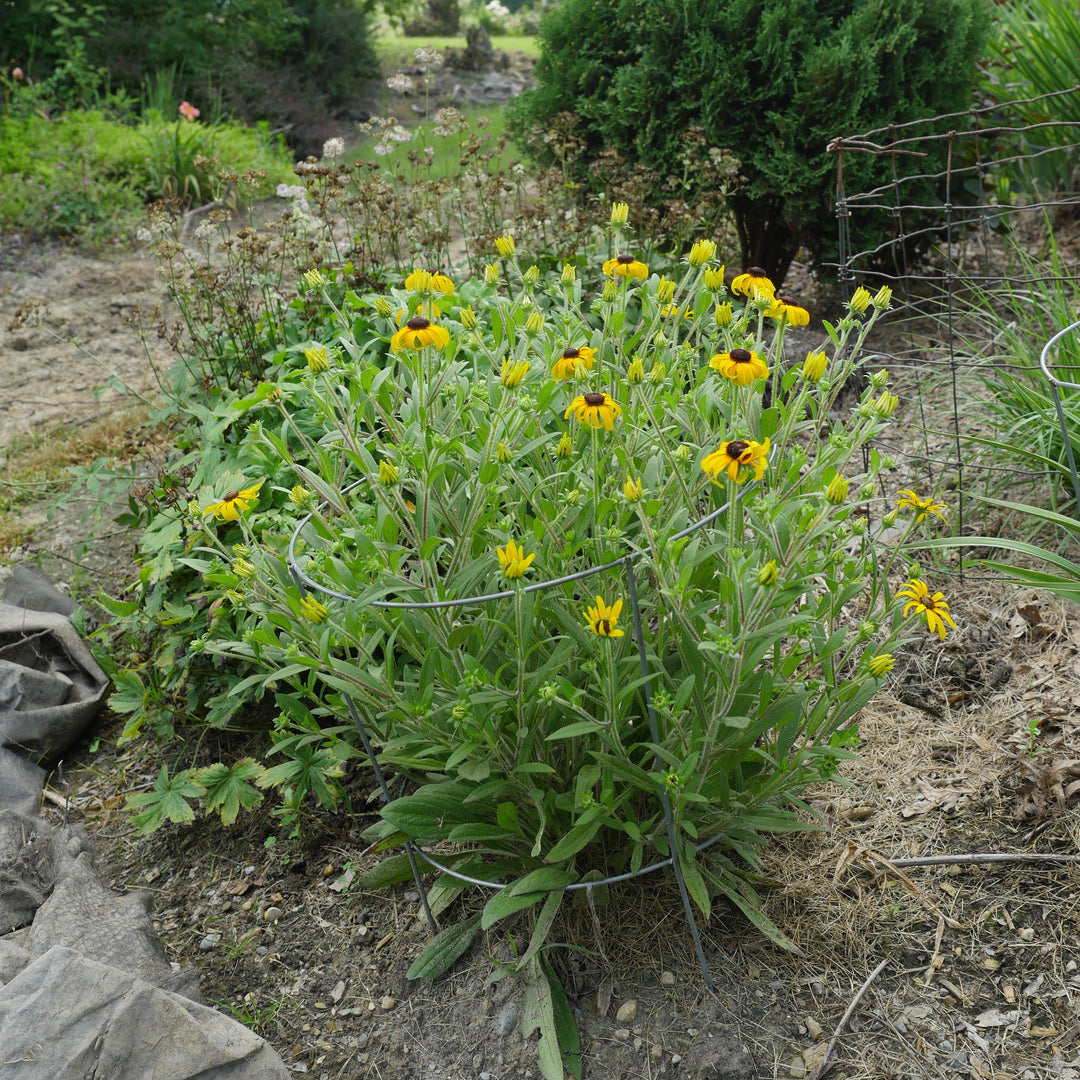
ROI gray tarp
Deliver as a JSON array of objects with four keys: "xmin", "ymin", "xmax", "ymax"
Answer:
[{"xmin": 0, "ymin": 567, "xmax": 290, "ymax": 1080}]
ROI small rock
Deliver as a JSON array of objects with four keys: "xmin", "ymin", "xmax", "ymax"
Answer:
[
  {"xmin": 671, "ymin": 1054, "xmax": 682, "ymax": 1065},
  {"xmin": 660, "ymin": 971, "xmax": 676, "ymax": 986},
  {"xmin": 633, "ymin": 1037, "xmax": 642, "ymax": 1050},
  {"xmin": 255, "ymin": 946, "xmax": 268, "ymax": 956},
  {"xmin": 1068, "ymin": 959, "xmax": 1078, "ymax": 974},
  {"xmin": 614, "ymin": 1029, "xmax": 630, "ymax": 1041},
  {"xmin": 242, "ymin": 900, "xmax": 254, "ymax": 912},
  {"xmin": 805, "ymin": 1017, "xmax": 824, "ymax": 1040},
  {"xmin": 198, "ymin": 935, "xmax": 218, "ymax": 952},
  {"xmin": 494, "ymin": 1000, "xmax": 519, "ymax": 1037},
  {"xmin": 403, "ymin": 891, "xmax": 420, "ymax": 902},
  {"xmin": 1019, "ymin": 927, "xmax": 1035, "ymax": 943},
  {"xmin": 264, "ymin": 906, "xmax": 283, "ymax": 923},
  {"xmin": 616, "ymin": 1000, "xmax": 637, "ymax": 1023},
  {"xmin": 330, "ymin": 980, "xmax": 346, "ymax": 1003},
  {"xmin": 379, "ymin": 996, "xmax": 397, "ymax": 1011}
]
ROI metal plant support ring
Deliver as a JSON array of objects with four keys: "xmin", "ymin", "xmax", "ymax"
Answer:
[
  {"xmin": 286, "ymin": 480, "xmax": 764, "ymax": 993},
  {"xmin": 1038, "ymin": 320, "xmax": 1080, "ymax": 514}
]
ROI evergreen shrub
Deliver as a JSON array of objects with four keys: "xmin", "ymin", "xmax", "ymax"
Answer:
[{"xmin": 509, "ymin": 0, "xmax": 991, "ymax": 285}]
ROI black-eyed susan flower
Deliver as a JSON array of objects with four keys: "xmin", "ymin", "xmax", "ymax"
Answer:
[
  {"xmin": 623, "ymin": 476, "xmax": 643, "ymax": 502},
  {"xmin": 709, "ymin": 348, "xmax": 769, "ymax": 386},
  {"xmin": 565, "ymin": 391, "xmax": 621, "ymax": 431},
  {"xmin": 730, "ymin": 267, "xmax": 776, "ymax": 300},
  {"xmin": 497, "ymin": 538, "xmax": 536, "ymax": 580},
  {"xmin": 202, "ymin": 481, "xmax": 263, "ymax": 521},
  {"xmin": 897, "ymin": 579, "xmax": 956, "ymax": 639},
  {"xmin": 299, "ymin": 595, "xmax": 329, "ymax": 623},
  {"xmin": 803, "ymin": 350, "xmax": 827, "ymax": 381},
  {"xmin": 656, "ymin": 277, "xmax": 676, "ymax": 302},
  {"xmin": 501, "ymin": 358, "xmax": 529, "ymax": 388},
  {"xmin": 700, "ymin": 438, "xmax": 770, "ymax": 484},
  {"xmin": 661, "ymin": 304, "xmax": 693, "ymax": 320},
  {"xmin": 603, "ymin": 253, "xmax": 648, "ymax": 279},
  {"xmin": 766, "ymin": 295, "xmax": 810, "ymax": 327},
  {"xmin": 390, "ymin": 315, "xmax": 450, "ymax": 351},
  {"xmin": 551, "ymin": 345, "xmax": 597, "ymax": 381},
  {"xmin": 689, "ymin": 238, "xmax": 717, "ymax": 265},
  {"xmin": 896, "ymin": 490, "xmax": 947, "ymax": 523},
  {"xmin": 405, "ymin": 267, "xmax": 455, "ymax": 295},
  {"xmin": 585, "ymin": 595, "xmax": 624, "ymax": 637}
]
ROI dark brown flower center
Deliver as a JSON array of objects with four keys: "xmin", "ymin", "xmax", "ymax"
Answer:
[
  {"xmin": 725, "ymin": 440, "xmax": 750, "ymax": 458},
  {"xmin": 748, "ymin": 266, "xmax": 766, "ymax": 277},
  {"xmin": 562, "ymin": 347, "xmax": 580, "ymax": 358},
  {"xmin": 780, "ymin": 296, "xmax": 798, "ymax": 306},
  {"xmin": 729, "ymin": 349, "xmax": 752, "ymax": 364},
  {"xmin": 222, "ymin": 490, "xmax": 240, "ymax": 502},
  {"xmin": 600, "ymin": 619, "xmax": 612, "ymax": 634},
  {"xmin": 406, "ymin": 316, "xmax": 430, "ymax": 330},
  {"xmin": 583, "ymin": 392, "xmax": 606, "ymax": 406},
  {"xmin": 616, "ymin": 254, "xmax": 634, "ymax": 264}
]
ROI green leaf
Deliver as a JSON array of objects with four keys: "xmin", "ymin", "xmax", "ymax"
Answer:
[
  {"xmin": 546, "ymin": 721, "xmax": 601, "ymax": 741},
  {"xmin": 510, "ymin": 868, "xmax": 575, "ymax": 896},
  {"xmin": 544, "ymin": 818, "xmax": 601, "ymax": 862},
  {"xmin": 126, "ymin": 765, "xmax": 206, "ymax": 834},
  {"xmin": 481, "ymin": 887, "xmax": 545, "ymax": 930},
  {"xmin": 354, "ymin": 852, "xmax": 420, "ymax": 889},
  {"xmin": 522, "ymin": 955, "xmax": 564, "ymax": 1080},
  {"xmin": 515, "ymin": 890, "xmax": 563, "ymax": 973},
  {"xmin": 406, "ymin": 913, "xmax": 482, "ymax": 979},
  {"xmin": 194, "ymin": 758, "xmax": 264, "ymax": 826}
]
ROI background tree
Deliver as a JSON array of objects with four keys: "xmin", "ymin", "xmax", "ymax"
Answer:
[{"xmin": 509, "ymin": 0, "xmax": 992, "ymax": 285}]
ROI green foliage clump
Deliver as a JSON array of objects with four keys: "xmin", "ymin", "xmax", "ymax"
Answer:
[{"xmin": 509, "ymin": 0, "xmax": 991, "ymax": 284}]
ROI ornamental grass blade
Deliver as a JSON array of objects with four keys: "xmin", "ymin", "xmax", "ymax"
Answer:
[{"xmin": 406, "ymin": 913, "xmax": 482, "ymax": 980}]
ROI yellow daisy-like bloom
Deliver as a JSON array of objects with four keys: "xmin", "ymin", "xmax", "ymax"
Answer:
[
  {"xmin": 688, "ymin": 238, "xmax": 717, "ymax": 265},
  {"xmin": 896, "ymin": 490, "xmax": 947, "ymax": 523},
  {"xmin": 585, "ymin": 596, "xmax": 625, "ymax": 638},
  {"xmin": 565, "ymin": 391, "xmax": 621, "ymax": 431},
  {"xmin": 897, "ymin": 579, "xmax": 957, "ymax": 639},
  {"xmin": 704, "ymin": 267, "xmax": 726, "ymax": 291},
  {"xmin": 603, "ymin": 253, "xmax": 649, "ymax": 280},
  {"xmin": 404, "ymin": 267, "xmax": 455, "ymax": 295},
  {"xmin": 501, "ymin": 358, "xmax": 530, "ymax": 388},
  {"xmin": 700, "ymin": 437, "xmax": 770, "ymax": 484},
  {"xmin": 661, "ymin": 304, "xmax": 693, "ymax": 320},
  {"xmin": 730, "ymin": 266, "xmax": 776, "ymax": 300},
  {"xmin": 551, "ymin": 345, "xmax": 597, "ymax": 381},
  {"xmin": 302, "ymin": 268, "xmax": 326, "ymax": 288},
  {"xmin": 766, "ymin": 295, "xmax": 810, "ymax": 327},
  {"xmin": 299, "ymin": 595, "xmax": 329, "ymax": 624},
  {"xmin": 497, "ymin": 538, "xmax": 536, "ymax": 580},
  {"xmin": 390, "ymin": 315, "xmax": 451, "ymax": 352},
  {"xmin": 609, "ymin": 202, "xmax": 629, "ymax": 225},
  {"xmin": 623, "ymin": 476, "xmax": 643, "ymax": 502},
  {"xmin": 709, "ymin": 348, "xmax": 769, "ymax": 386},
  {"xmin": 202, "ymin": 481, "xmax": 263, "ymax": 521}
]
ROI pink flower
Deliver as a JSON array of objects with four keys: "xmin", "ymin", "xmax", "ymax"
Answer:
[
  {"xmin": 178, "ymin": 101, "xmax": 200, "ymax": 122},
  {"xmin": 12, "ymin": 68, "xmax": 23, "ymax": 81}
]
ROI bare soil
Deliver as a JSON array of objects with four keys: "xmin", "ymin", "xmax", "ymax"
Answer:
[{"xmin": 2, "ymin": 227, "xmax": 1080, "ymax": 1080}]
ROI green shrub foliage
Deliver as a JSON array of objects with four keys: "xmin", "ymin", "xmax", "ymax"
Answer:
[{"xmin": 509, "ymin": 0, "xmax": 991, "ymax": 284}]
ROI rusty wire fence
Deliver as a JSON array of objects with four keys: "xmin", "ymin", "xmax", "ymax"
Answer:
[{"xmin": 828, "ymin": 87, "xmax": 1080, "ymax": 561}]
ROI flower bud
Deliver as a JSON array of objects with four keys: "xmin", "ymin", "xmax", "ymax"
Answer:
[
  {"xmin": 609, "ymin": 201, "xmax": 629, "ymax": 225},
  {"xmin": 626, "ymin": 356, "xmax": 645, "ymax": 384},
  {"xmin": 674, "ymin": 444, "xmax": 691, "ymax": 462},
  {"xmin": 656, "ymin": 277, "xmax": 675, "ymax": 303},
  {"xmin": 649, "ymin": 361, "xmax": 666, "ymax": 382},
  {"xmin": 304, "ymin": 344, "xmax": 329, "ymax": 372},
  {"xmin": 623, "ymin": 476, "xmax": 643, "ymax": 502},
  {"xmin": 523, "ymin": 264, "xmax": 540, "ymax": 284},
  {"xmin": 868, "ymin": 653, "xmax": 895, "ymax": 678},
  {"xmin": 289, "ymin": 484, "xmax": 311, "ymax": 506},
  {"xmin": 714, "ymin": 302, "xmax": 732, "ymax": 326},
  {"xmin": 561, "ymin": 263, "xmax": 576, "ymax": 284},
  {"xmin": 757, "ymin": 559, "xmax": 780, "ymax": 586},
  {"xmin": 703, "ymin": 267, "xmax": 724, "ymax": 291},
  {"xmin": 265, "ymin": 386, "xmax": 283, "ymax": 403},
  {"xmin": 881, "ymin": 510, "xmax": 898, "ymax": 528},
  {"xmin": 869, "ymin": 368, "xmax": 889, "ymax": 389},
  {"xmin": 299, "ymin": 595, "xmax": 329, "ymax": 623},
  {"xmin": 226, "ymin": 588, "xmax": 245, "ymax": 606},
  {"xmin": 873, "ymin": 390, "xmax": 899, "ymax": 417},
  {"xmin": 302, "ymin": 268, "xmax": 326, "ymax": 288},
  {"xmin": 602, "ymin": 280, "xmax": 618, "ymax": 302},
  {"xmin": 232, "ymin": 557, "xmax": 256, "ymax": 579},
  {"xmin": 849, "ymin": 286, "xmax": 871, "ymax": 313},
  {"xmin": 496, "ymin": 441, "xmax": 512, "ymax": 464},
  {"xmin": 494, "ymin": 235, "xmax": 516, "ymax": 257},
  {"xmin": 802, "ymin": 350, "xmax": 827, "ymax": 382},
  {"xmin": 374, "ymin": 297, "xmax": 393, "ymax": 318},
  {"xmin": 556, "ymin": 431, "xmax": 573, "ymax": 459},
  {"xmin": 460, "ymin": 304, "xmax": 478, "ymax": 330},
  {"xmin": 564, "ymin": 487, "xmax": 581, "ymax": 506},
  {"xmin": 540, "ymin": 682, "xmax": 557, "ymax": 702},
  {"xmin": 850, "ymin": 516, "xmax": 867, "ymax": 535},
  {"xmin": 825, "ymin": 475, "xmax": 849, "ymax": 504},
  {"xmin": 524, "ymin": 310, "xmax": 544, "ymax": 335},
  {"xmin": 484, "ymin": 262, "xmax": 499, "ymax": 284},
  {"xmin": 860, "ymin": 482, "xmax": 877, "ymax": 499},
  {"xmin": 379, "ymin": 459, "xmax": 399, "ymax": 486},
  {"xmin": 689, "ymin": 238, "xmax": 717, "ymax": 265},
  {"xmin": 872, "ymin": 285, "xmax": 893, "ymax": 310}
]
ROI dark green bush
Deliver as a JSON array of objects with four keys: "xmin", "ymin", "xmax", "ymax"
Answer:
[{"xmin": 509, "ymin": 0, "xmax": 992, "ymax": 285}]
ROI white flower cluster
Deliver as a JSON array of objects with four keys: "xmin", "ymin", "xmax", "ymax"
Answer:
[
  {"xmin": 359, "ymin": 115, "xmax": 414, "ymax": 157},
  {"xmin": 386, "ymin": 73, "xmax": 415, "ymax": 95},
  {"xmin": 322, "ymin": 137, "xmax": 345, "ymax": 160},
  {"xmin": 486, "ymin": 0, "xmax": 510, "ymax": 17},
  {"xmin": 413, "ymin": 47, "xmax": 444, "ymax": 71}
]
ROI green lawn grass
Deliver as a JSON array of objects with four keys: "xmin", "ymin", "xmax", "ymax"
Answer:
[{"xmin": 375, "ymin": 33, "xmax": 540, "ymax": 70}]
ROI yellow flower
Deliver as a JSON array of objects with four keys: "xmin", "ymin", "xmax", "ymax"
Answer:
[
  {"xmin": 556, "ymin": 431, "xmax": 573, "ymax": 458},
  {"xmin": 730, "ymin": 267, "xmax": 776, "ymax": 300},
  {"xmin": 551, "ymin": 345, "xmax": 597, "ymax": 380},
  {"xmin": 484, "ymin": 263, "xmax": 499, "ymax": 283},
  {"xmin": 873, "ymin": 390, "xmax": 899, "ymax": 417},
  {"xmin": 302, "ymin": 268, "xmax": 326, "ymax": 288},
  {"xmin": 868, "ymin": 653, "xmax": 895, "ymax": 677},
  {"xmin": 609, "ymin": 202, "xmax": 629, "ymax": 225},
  {"xmin": 202, "ymin": 481, "xmax": 263, "ymax": 521},
  {"xmin": 374, "ymin": 297, "xmax": 394, "ymax": 318},
  {"xmin": 623, "ymin": 476, "xmax": 643, "ymax": 502},
  {"xmin": 756, "ymin": 559, "xmax": 780, "ymax": 586},
  {"xmin": 802, "ymin": 350, "xmax": 827, "ymax": 382},
  {"xmin": 661, "ymin": 304, "xmax": 693, "ymax": 320},
  {"xmin": 656, "ymin": 276, "xmax": 676, "ymax": 302},
  {"xmin": 714, "ymin": 302, "xmax": 733, "ymax": 326},
  {"xmin": 626, "ymin": 356, "xmax": 645, "ymax": 384},
  {"xmin": 405, "ymin": 267, "xmax": 455, "ymax": 295},
  {"xmin": 561, "ymin": 263, "xmax": 577, "ymax": 283},
  {"xmin": 825, "ymin": 475, "xmax": 849, "ymax": 504},
  {"xmin": 461, "ymin": 304, "xmax": 478, "ymax": 330},
  {"xmin": 704, "ymin": 267, "xmax": 725, "ymax": 291},
  {"xmin": 709, "ymin": 348, "xmax": 769, "ymax": 386},
  {"xmin": 501, "ymin": 358, "xmax": 529, "ymax": 388},
  {"xmin": 497, "ymin": 538, "xmax": 536, "ymax": 580},
  {"xmin": 378, "ymin": 459, "xmax": 399, "ymax": 486},
  {"xmin": 896, "ymin": 490, "xmax": 947, "ymax": 523},
  {"xmin": 495, "ymin": 235, "xmax": 516, "ymax": 257},
  {"xmin": 897, "ymin": 579, "xmax": 956, "ymax": 639},
  {"xmin": 304, "ymin": 344, "xmax": 330, "ymax": 372},
  {"xmin": 585, "ymin": 595, "xmax": 624, "ymax": 638},
  {"xmin": 299, "ymin": 595, "xmax": 329, "ymax": 623},
  {"xmin": 701, "ymin": 438, "xmax": 770, "ymax": 484},
  {"xmin": 873, "ymin": 285, "xmax": 893, "ymax": 309},
  {"xmin": 603, "ymin": 254, "xmax": 648, "ymax": 279},
  {"xmin": 523, "ymin": 264, "xmax": 540, "ymax": 284},
  {"xmin": 524, "ymin": 310, "xmax": 544, "ymax": 334},
  {"xmin": 849, "ymin": 286, "xmax": 871, "ymax": 313},
  {"xmin": 688, "ymin": 239, "xmax": 716, "ymax": 265},
  {"xmin": 390, "ymin": 316, "xmax": 450, "ymax": 351},
  {"xmin": 766, "ymin": 295, "xmax": 810, "ymax": 327},
  {"xmin": 564, "ymin": 391, "xmax": 621, "ymax": 431},
  {"xmin": 232, "ymin": 556, "xmax": 256, "ymax": 579}
]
